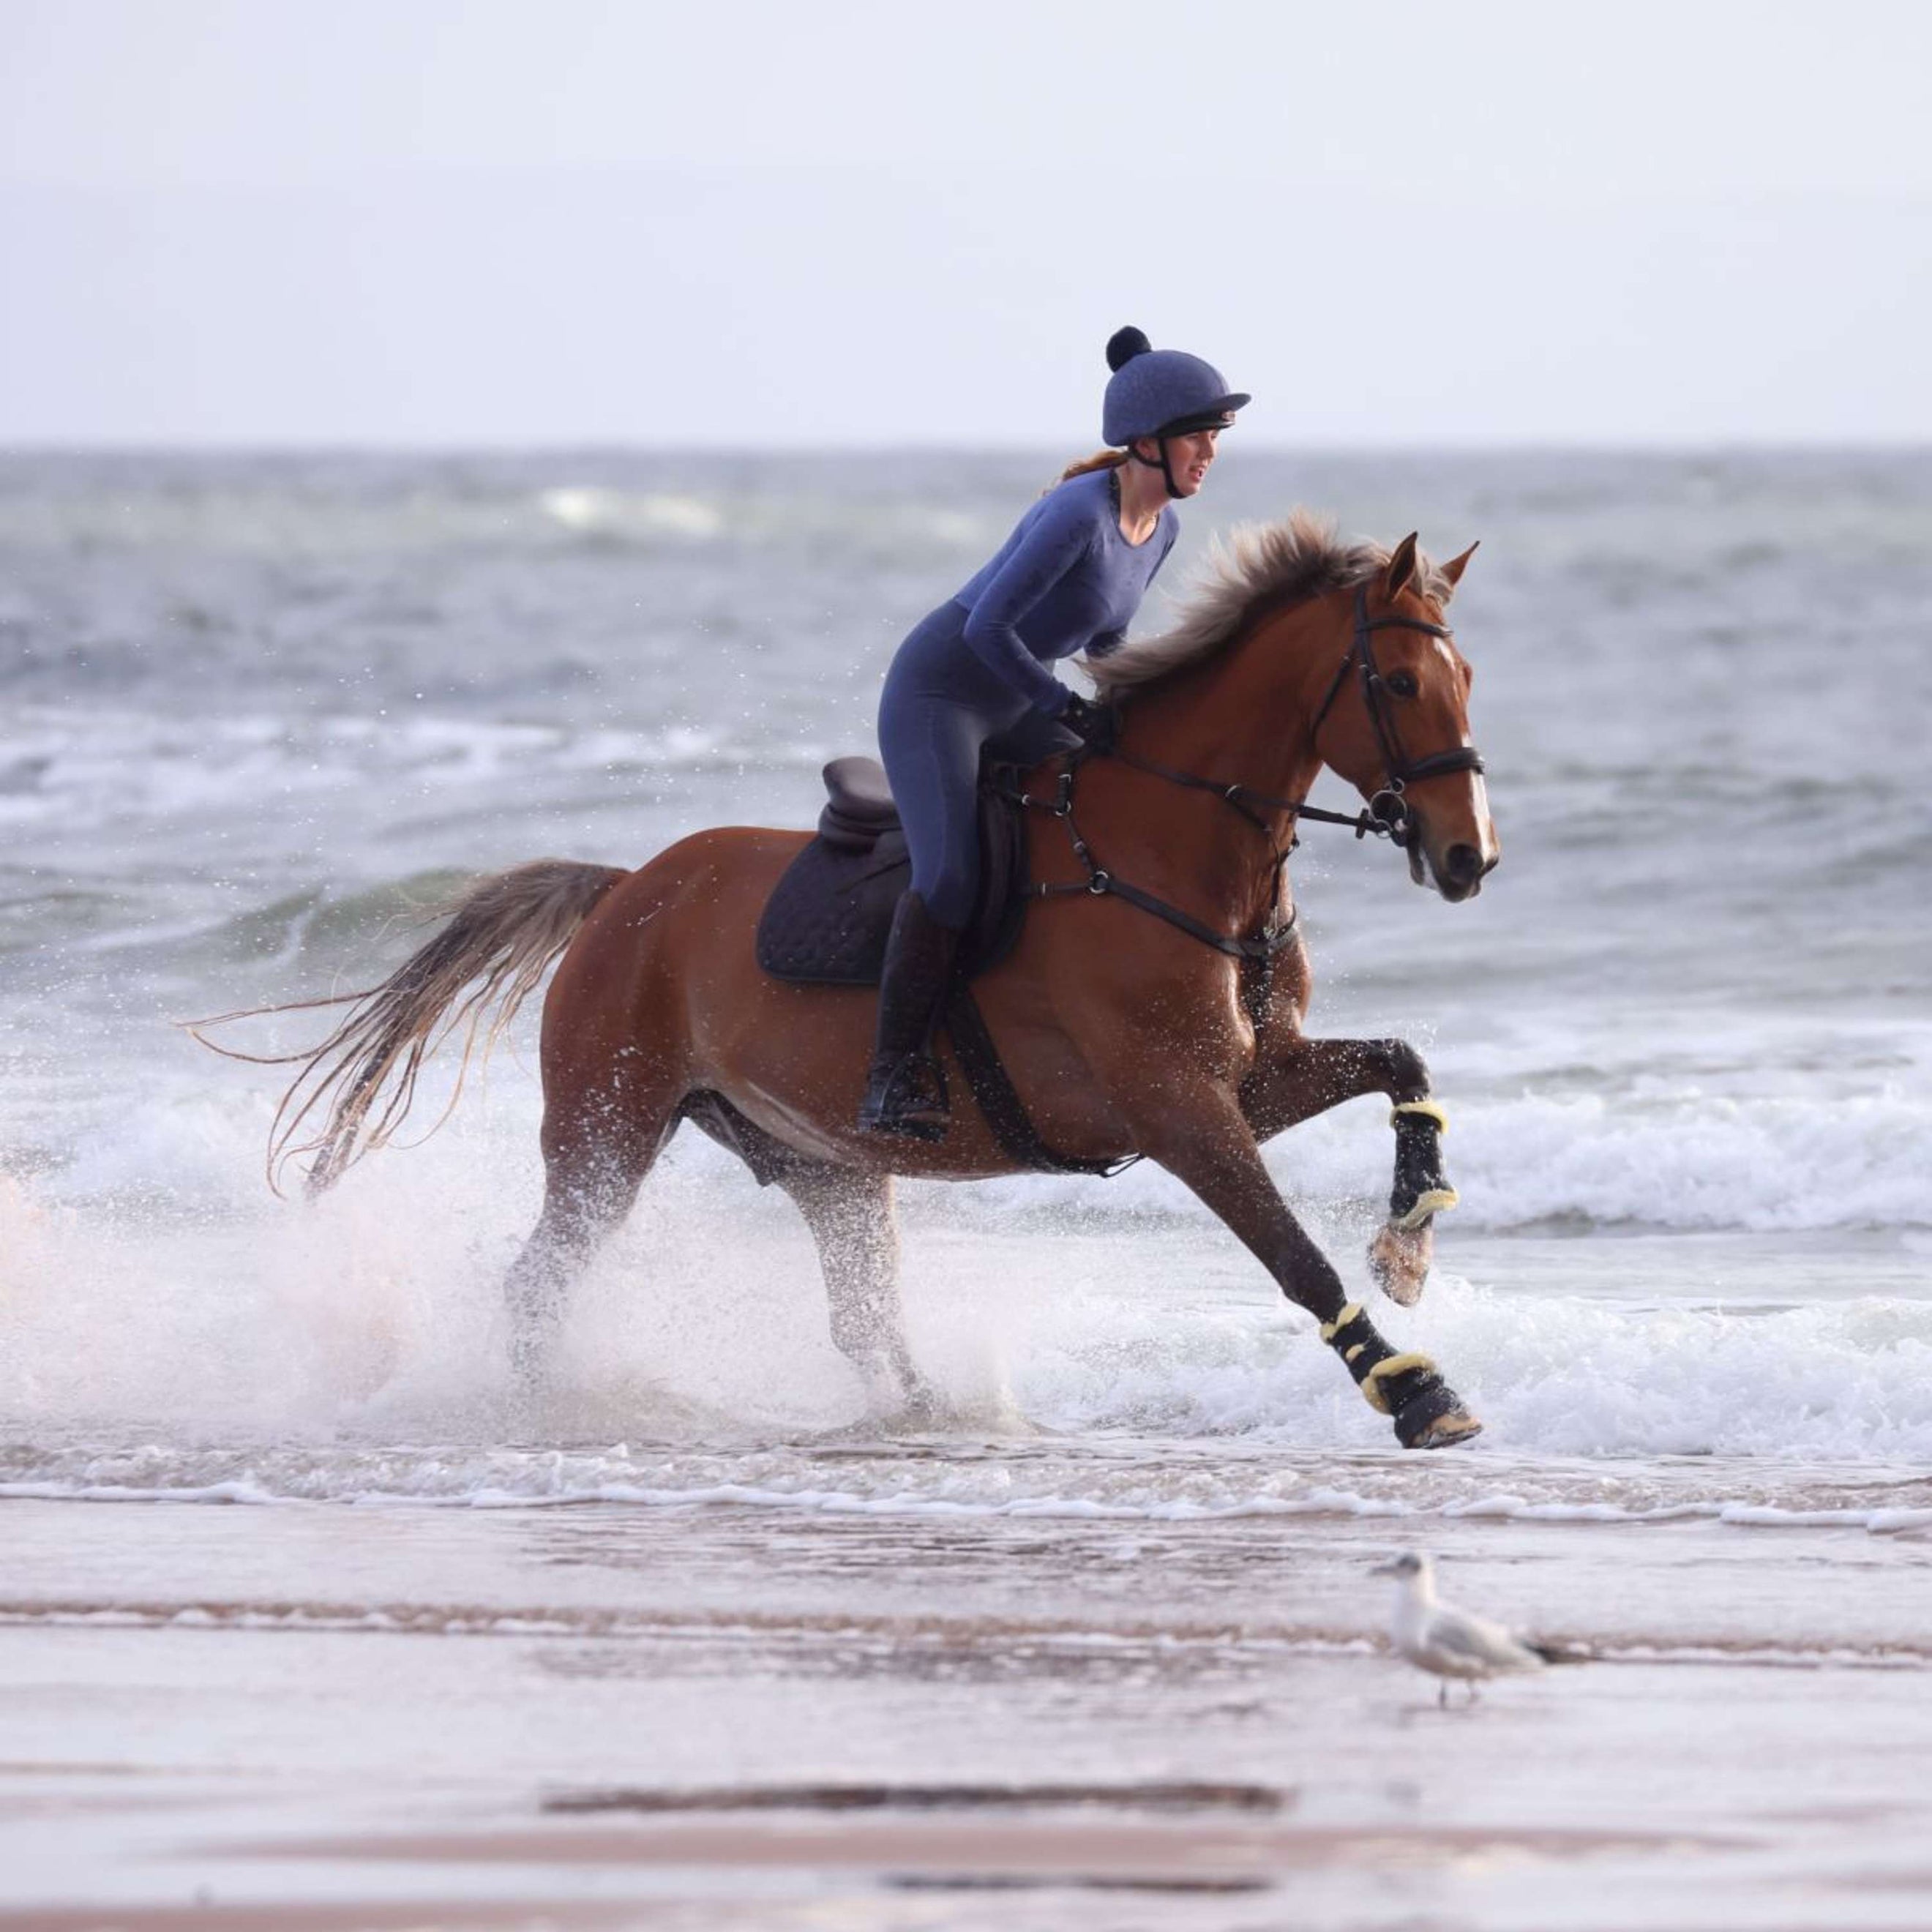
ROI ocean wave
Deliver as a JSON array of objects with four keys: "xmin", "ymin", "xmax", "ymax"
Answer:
[
  {"xmin": 0, "ymin": 460, "xmax": 1002, "ymax": 560},
  {"xmin": 9, "ymin": 948, "xmax": 1932, "ymax": 1253},
  {"xmin": 0, "ymin": 705, "xmax": 824, "ymax": 836},
  {"xmin": 2, "ymin": 1442, "xmax": 1928, "ymax": 1540},
  {"xmin": 539, "ymin": 486, "xmax": 725, "ymax": 542},
  {"xmin": 1442, "ymin": 1088, "xmax": 1932, "ymax": 1232},
  {"xmin": 969, "ymin": 1082, "xmax": 1932, "ymax": 1237},
  {"xmin": 4, "ymin": 1103, "xmax": 1932, "ymax": 1472}
]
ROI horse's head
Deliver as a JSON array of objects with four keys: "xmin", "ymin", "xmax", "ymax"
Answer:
[{"xmin": 1314, "ymin": 535, "xmax": 1499, "ymax": 902}]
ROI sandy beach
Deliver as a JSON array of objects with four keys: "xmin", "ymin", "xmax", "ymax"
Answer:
[{"xmin": 4, "ymin": 1483, "xmax": 1931, "ymax": 1931}]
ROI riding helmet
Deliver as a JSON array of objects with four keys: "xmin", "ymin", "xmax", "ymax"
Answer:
[{"xmin": 1101, "ymin": 326, "xmax": 1250, "ymax": 446}]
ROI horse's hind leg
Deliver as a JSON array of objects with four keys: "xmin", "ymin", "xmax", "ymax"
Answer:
[
  {"xmin": 783, "ymin": 1168, "xmax": 940, "ymax": 1420},
  {"xmin": 504, "ymin": 1082, "xmax": 681, "ymax": 1396},
  {"xmin": 1240, "ymin": 1036, "xmax": 1458, "ymax": 1309},
  {"xmin": 680, "ymin": 1093, "xmax": 932, "ymax": 1418}
]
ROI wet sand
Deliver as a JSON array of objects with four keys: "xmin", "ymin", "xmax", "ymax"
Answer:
[{"xmin": 3, "ymin": 1496, "xmax": 1931, "ymax": 1930}]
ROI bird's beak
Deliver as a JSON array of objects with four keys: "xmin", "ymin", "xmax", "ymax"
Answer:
[{"xmin": 1369, "ymin": 1559, "xmax": 1401, "ymax": 1577}]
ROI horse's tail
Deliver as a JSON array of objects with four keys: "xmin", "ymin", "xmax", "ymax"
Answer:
[{"xmin": 189, "ymin": 859, "xmax": 628, "ymax": 1198}]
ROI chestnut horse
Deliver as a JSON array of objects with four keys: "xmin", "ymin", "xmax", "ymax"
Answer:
[{"xmin": 214, "ymin": 516, "xmax": 1498, "ymax": 1448}]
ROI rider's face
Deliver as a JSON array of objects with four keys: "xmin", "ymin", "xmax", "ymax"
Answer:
[{"xmin": 1145, "ymin": 427, "xmax": 1220, "ymax": 497}]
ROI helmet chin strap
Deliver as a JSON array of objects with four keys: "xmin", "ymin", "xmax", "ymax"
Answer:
[{"xmin": 1128, "ymin": 437, "xmax": 1184, "ymax": 500}]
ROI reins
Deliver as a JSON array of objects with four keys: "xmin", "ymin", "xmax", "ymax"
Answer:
[{"xmin": 1014, "ymin": 584, "xmax": 1488, "ymax": 965}]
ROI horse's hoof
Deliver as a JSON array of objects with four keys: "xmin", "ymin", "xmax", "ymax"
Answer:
[
  {"xmin": 1391, "ymin": 1377, "xmax": 1483, "ymax": 1450},
  {"xmin": 1368, "ymin": 1220, "xmax": 1433, "ymax": 1308},
  {"xmin": 1410, "ymin": 1408, "xmax": 1483, "ymax": 1449},
  {"xmin": 896, "ymin": 1381, "xmax": 946, "ymax": 1429},
  {"xmin": 864, "ymin": 1367, "xmax": 946, "ymax": 1431}
]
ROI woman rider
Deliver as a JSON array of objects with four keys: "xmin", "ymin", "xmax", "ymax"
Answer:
[{"xmin": 859, "ymin": 326, "xmax": 1249, "ymax": 1139}]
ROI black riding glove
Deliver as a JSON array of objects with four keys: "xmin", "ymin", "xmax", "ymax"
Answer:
[{"xmin": 1058, "ymin": 692, "xmax": 1118, "ymax": 755}]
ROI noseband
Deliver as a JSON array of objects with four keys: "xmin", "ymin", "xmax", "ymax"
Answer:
[{"xmin": 1306, "ymin": 584, "xmax": 1487, "ymax": 850}]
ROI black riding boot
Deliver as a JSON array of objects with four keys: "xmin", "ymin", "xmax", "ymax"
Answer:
[{"xmin": 857, "ymin": 891, "xmax": 961, "ymax": 1141}]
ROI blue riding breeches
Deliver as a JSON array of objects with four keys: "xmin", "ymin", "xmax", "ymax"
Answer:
[{"xmin": 877, "ymin": 602, "xmax": 1074, "ymax": 930}]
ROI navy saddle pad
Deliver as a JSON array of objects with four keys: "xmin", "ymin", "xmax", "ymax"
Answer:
[{"xmin": 755, "ymin": 756, "xmax": 1028, "ymax": 986}]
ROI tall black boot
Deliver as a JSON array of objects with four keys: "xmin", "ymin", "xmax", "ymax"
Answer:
[{"xmin": 857, "ymin": 891, "xmax": 961, "ymax": 1141}]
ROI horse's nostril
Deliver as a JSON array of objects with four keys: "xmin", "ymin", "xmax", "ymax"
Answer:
[{"xmin": 1445, "ymin": 843, "xmax": 1483, "ymax": 886}]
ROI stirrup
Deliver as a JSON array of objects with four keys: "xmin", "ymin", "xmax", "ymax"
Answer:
[{"xmin": 858, "ymin": 1049, "xmax": 950, "ymax": 1142}]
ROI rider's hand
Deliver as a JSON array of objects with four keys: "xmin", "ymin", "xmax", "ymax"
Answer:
[{"xmin": 1059, "ymin": 692, "xmax": 1118, "ymax": 755}]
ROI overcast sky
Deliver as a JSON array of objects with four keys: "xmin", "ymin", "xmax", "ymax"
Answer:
[{"xmin": 3, "ymin": 0, "xmax": 1928, "ymax": 446}]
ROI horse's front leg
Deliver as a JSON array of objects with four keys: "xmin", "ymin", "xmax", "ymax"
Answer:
[
  {"xmin": 1240, "ymin": 1036, "xmax": 1459, "ymax": 1309},
  {"xmin": 1123, "ymin": 1079, "xmax": 1480, "ymax": 1449}
]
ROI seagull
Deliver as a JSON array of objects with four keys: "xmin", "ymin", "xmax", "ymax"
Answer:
[{"xmin": 1371, "ymin": 1552, "xmax": 1579, "ymax": 1706}]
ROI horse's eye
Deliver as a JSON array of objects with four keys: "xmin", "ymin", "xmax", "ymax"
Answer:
[{"xmin": 1386, "ymin": 670, "xmax": 1420, "ymax": 699}]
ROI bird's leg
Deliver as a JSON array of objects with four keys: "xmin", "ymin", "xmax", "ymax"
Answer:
[{"xmin": 1437, "ymin": 1682, "xmax": 1449, "ymax": 1710}]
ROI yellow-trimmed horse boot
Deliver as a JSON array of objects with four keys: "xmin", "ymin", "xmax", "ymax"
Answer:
[
  {"xmin": 1388, "ymin": 1099, "xmax": 1458, "ymax": 1229},
  {"xmin": 1320, "ymin": 1301, "xmax": 1482, "ymax": 1449},
  {"xmin": 1371, "ymin": 1099, "xmax": 1458, "ymax": 1308}
]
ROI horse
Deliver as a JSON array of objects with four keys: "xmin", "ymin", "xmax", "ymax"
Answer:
[{"xmin": 204, "ymin": 514, "xmax": 1499, "ymax": 1450}]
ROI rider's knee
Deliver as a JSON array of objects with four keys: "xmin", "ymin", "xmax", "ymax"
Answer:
[{"xmin": 924, "ymin": 867, "xmax": 977, "ymax": 931}]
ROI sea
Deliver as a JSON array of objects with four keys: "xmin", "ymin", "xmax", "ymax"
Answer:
[{"xmin": 2, "ymin": 445, "xmax": 1929, "ymax": 1526}]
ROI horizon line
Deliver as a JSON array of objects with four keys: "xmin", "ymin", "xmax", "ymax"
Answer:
[{"xmin": 5, "ymin": 435, "xmax": 1930, "ymax": 459}]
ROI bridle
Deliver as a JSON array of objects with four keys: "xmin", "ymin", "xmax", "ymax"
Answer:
[
  {"xmin": 1017, "ymin": 583, "xmax": 1488, "ymax": 965},
  {"xmin": 1304, "ymin": 583, "xmax": 1488, "ymax": 851}
]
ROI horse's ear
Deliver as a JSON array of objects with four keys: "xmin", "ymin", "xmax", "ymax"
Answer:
[
  {"xmin": 1384, "ymin": 533, "xmax": 1420, "ymax": 600},
  {"xmin": 1439, "ymin": 541, "xmax": 1480, "ymax": 592}
]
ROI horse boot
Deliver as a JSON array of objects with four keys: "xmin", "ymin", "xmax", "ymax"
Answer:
[
  {"xmin": 1369, "ymin": 1098, "xmax": 1459, "ymax": 1308},
  {"xmin": 857, "ymin": 891, "xmax": 961, "ymax": 1141},
  {"xmin": 1388, "ymin": 1099, "xmax": 1458, "ymax": 1231},
  {"xmin": 1319, "ymin": 1301, "xmax": 1482, "ymax": 1449}
]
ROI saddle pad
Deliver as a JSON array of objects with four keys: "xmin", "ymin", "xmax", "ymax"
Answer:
[{"xmin": 755, "ymin": 777, "xmax": 1029, "ymax": 986}]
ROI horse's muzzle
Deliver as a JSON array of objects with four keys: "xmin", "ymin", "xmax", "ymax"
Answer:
[{"xmin": 1433, "ymin": 840, "xmax": 1495, "ymax": 902}]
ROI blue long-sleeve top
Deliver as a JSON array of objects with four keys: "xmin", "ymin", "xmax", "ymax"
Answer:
[{"xmin": 951, "ymin": 466, "xmax": 1178, "ymax": 716}]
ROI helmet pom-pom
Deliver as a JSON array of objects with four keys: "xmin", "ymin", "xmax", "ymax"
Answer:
[{"xmin": 1105, "ymin": 326, "xmax": 1152, "ymax": 372}]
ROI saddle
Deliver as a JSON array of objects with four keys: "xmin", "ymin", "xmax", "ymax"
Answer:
[
  {"xmin": 754, "ymin": 757, "xmax": 1128, "ymax": 1177},
  {"xmin": 755, "ymin": 755, "xmax": 1029, "ymax": 987}
]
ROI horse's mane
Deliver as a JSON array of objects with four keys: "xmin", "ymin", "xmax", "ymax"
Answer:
[{"xmin": 1088, "ymin": 509, "xmax": 1451, "ymax": 697}]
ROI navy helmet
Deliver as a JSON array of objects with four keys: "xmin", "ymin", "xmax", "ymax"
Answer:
[{"xmin": 1101, "ymin": 326, "xmax": 1249, "ymax": 447}]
